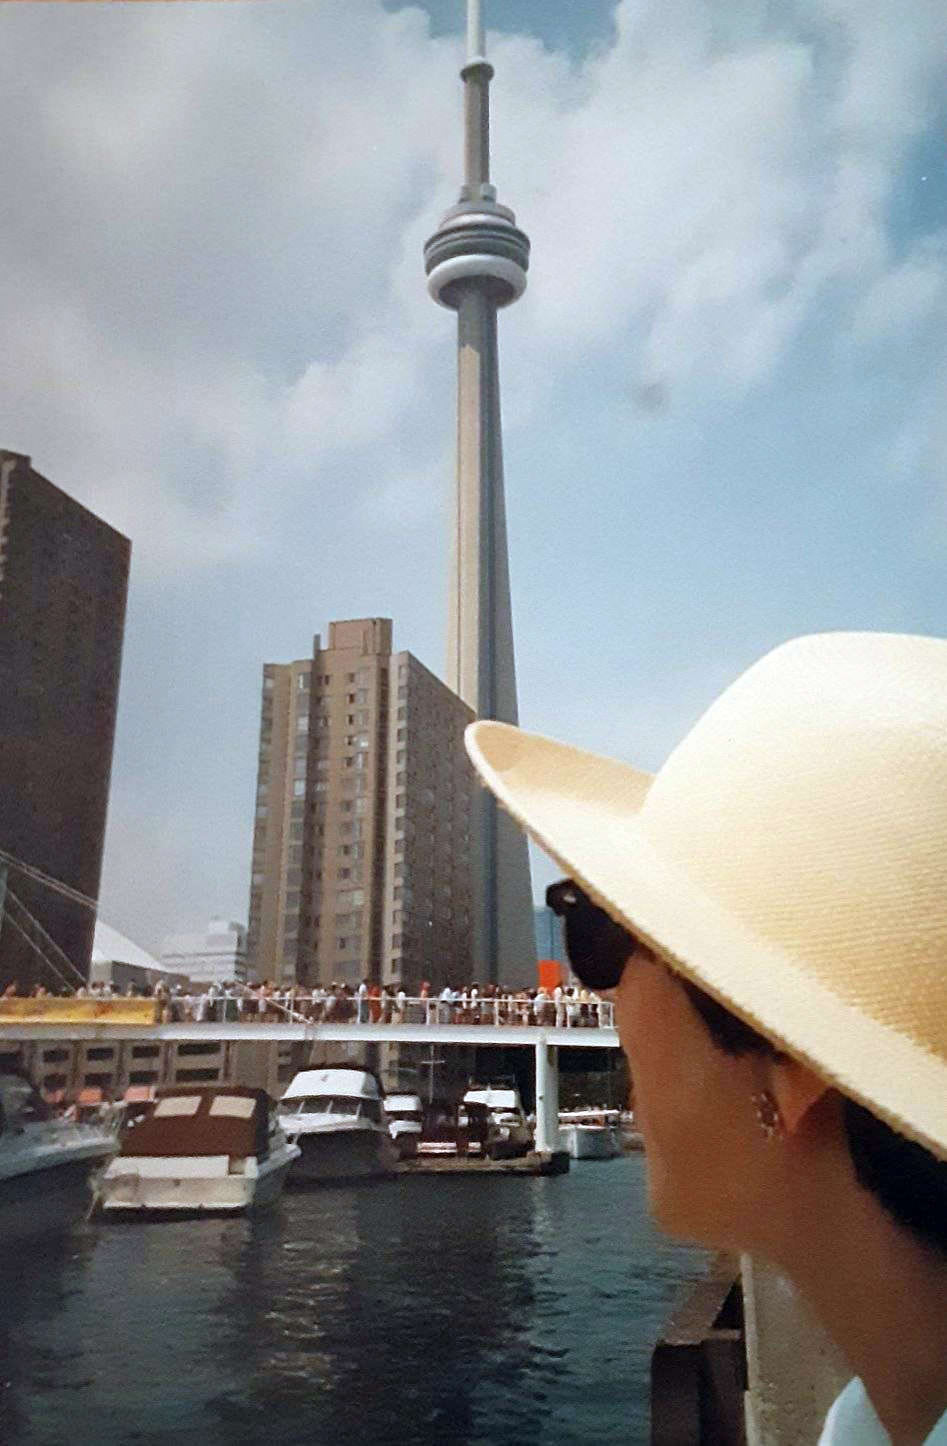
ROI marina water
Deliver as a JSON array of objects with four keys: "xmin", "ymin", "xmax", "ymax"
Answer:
[{"xmin": 1, "ymin": 1155, "xmax": 705, "ymax": 1445}]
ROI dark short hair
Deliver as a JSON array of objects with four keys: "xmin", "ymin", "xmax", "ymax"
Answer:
[{"xmin": 678, "ymin": 978, "xmax": 947, "ymax": 1256}]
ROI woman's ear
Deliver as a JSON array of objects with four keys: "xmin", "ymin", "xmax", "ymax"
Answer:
[{"xmin": 767, "ymin": 1058, "xmax": 833, "ymax": 1136}]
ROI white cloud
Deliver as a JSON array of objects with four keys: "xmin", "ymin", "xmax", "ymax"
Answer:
[
  {"xmin": 1, "ymin": 0, "xmax": 946, "ymax": 942},
  {"xmin": 852, "ymin": 250, "xmax": 946, "ymax": 342},
  {"xmin": 3, "ymin": 0, "xmax": 945, "ymax": 579}
]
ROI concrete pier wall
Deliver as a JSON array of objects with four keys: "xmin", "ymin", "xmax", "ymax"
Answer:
[{"xmin": 742, "ymin": 1257, "xmax": 849, "ymax": 1445}]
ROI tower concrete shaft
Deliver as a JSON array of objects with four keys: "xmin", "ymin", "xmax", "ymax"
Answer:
[{"xmin": 423, "ymin": 2, "xmax": 536, "ymax": 986}]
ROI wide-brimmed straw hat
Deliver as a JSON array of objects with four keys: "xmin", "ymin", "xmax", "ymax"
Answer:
[{"xmin": 465, "ymin": 632, "xmax": 947, "ymax": 1162}]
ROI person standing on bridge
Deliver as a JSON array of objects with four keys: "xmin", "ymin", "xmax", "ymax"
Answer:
[{"xmin": 465, "ymin": 633, "xmax": 947, "ymax": 1446}]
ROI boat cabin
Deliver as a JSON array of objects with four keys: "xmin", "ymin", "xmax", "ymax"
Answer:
[
  {"xmin": 118, "ymin": 1086, "xmax": 273, "ymax": 1161},
  {"xmin": 0, "ymin": 1072, "xmax": 51, "ymax": 1132},
  {"xmin": 383, "ymin": 1094, "xmax": 423, "ymax": 1124},
  {"xmin": 280, "ymin": 1067, "xmax": 386, "ymax": 1125}
]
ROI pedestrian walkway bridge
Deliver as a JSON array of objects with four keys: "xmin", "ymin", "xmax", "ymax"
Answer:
[
  {"xmin": 0, "ymin": 1000, "xmax": 621, "ymax": 1157},
  {"xmin": 0, "ymin": 1017, "xmax": 619, "ymax": 1049}
]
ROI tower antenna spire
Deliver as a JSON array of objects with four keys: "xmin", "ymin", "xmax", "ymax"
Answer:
[{"xmin": 467, "ymin": 0, "xmax": 485, "ymax": 63}]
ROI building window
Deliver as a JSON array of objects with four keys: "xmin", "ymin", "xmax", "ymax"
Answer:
[
  {"xmin": 314, "ymin": 781, "xmax": 328, "ymax": 794},
  {"xmin": 397, "ymin": 728, "xmax": 405, "ymax": 741},
  {"xmin": 293, "ymin": 780, "xmax": 305, "ymax": 797},
  {"xmin": 397, "ymin": 707, "xmax": 406, "ymax": 720}
]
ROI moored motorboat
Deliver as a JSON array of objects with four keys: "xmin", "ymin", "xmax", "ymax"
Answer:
[
  {"xmin": 0, "ymin": 1072, "xmax": 117, "ymax": 1242},
  {"xmin": 463, "ymin": 1084, "xmax": 533, "ymax": 1159},
  {"xmin": 99, "ymin": 1085, "xmax": 299, "ymax": 1214},
  {"xmin": 416, "ymin": 1098, "xmax": 491, "ymax": 1158},
  {"xmin": 558, "ymin": 1109, "xmax": 623, "ymax": 1160},
  {"xmin": 279, "ymin": 1067, "xmax": 397, "ymax": 1182},
  {"xmin": 384, "ymin": 1092, "xmax": 423, "ymax": 1159},
  {"xmin": 619, "ymin": 1110, "xmax": 645, "ymax": 1151}
]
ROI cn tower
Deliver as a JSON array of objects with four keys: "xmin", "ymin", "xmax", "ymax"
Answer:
[{"xmin": 424, "ymin": 0, "xmax": 536, "ymax": 984}]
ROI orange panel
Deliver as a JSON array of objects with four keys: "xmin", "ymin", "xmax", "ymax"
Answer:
[{"xmin": 537, "ymin": 959, "xmax": 563, "ymax": 991}]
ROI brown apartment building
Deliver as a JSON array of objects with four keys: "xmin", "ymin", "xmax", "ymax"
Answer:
[
  {"xmin": 246, "ymin": 619, "xmax": 475, "ymax": 993},
  {"xmin": 0, "ymin": 451, "xmax": 130, "ymax": 990}
]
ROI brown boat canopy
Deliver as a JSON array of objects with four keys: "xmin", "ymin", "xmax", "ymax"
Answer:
[{"xmin": 118, "ymin": 1085, "xmax": 272, "ymax": 1160}]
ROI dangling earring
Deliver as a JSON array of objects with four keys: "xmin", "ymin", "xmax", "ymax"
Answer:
[{"xmin": 752, "ymin": 1090, "xmax": 784, "ymax": 1140}]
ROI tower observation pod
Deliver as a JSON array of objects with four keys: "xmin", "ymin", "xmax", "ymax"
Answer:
[{"xmin": 423, "ymin": 0, "xmax": 537, "ymax": 986}]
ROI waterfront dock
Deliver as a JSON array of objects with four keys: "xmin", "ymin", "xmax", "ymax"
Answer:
[{"xmin": 399, "ymin": 1150, "xmax": 570, "ymax": 1176}]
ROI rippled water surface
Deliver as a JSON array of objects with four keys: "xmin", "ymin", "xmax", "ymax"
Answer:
[{"xmin": 0, "ymin": 1155, "xmax": 706, "ymax": 1445}]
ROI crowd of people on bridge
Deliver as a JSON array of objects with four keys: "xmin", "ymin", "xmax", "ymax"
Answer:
[
  {"xmin": 2, "ymin": 976, "xmax": 612, "ymax": 1027},
  {"xmin": 148, "ymin": 978, "xmax": 611, "ymax": 1027}
]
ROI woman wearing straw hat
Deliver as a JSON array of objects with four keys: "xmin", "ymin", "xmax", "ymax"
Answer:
[{"xmin": 466, "ymin": 632, "xmax": 947, "ymax": 1445}]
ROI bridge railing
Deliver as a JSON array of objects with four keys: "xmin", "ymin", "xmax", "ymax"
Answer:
[
  {"xmin": 161, "ymin": 994, "xmax": 616, "ymax": 1031},
  {"xmin": 0, "ymin": 994, "xmax": 616, "ymax": 1031}
]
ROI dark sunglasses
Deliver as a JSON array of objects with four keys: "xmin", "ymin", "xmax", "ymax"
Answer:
[{"xmin": 546, "ymin": 879, "xmax": 638, "ymax": 991}]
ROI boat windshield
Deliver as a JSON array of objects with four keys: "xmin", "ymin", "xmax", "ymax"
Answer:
[
  {"xmin": 286, "ymin": 1096, "xmax": 362, "ymax": 1116},
  {"xmin": 0, "ymin": 1074, "xmax": 50, "ymax": 1126}
]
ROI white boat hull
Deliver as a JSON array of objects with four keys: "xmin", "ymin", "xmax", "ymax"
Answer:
[
  {"xmin": 561, "ymin": 1124, "xmax": 623, "ymax": 1160},
  {"xmin": 99, "ymin": 1143, "xmax": 298, "ymax": 1213}
]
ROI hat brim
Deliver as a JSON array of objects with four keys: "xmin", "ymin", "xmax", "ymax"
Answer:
[{"xmin": 465, "ymin": 719, "xmax": 947, "ymax": 1162}]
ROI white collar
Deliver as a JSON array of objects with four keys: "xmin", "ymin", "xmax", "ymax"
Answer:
[{"xmin": 819, "ymin": 1380, "xmax": 947, "ymax": 1446}]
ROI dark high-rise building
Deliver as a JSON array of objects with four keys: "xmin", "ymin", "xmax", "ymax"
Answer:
[{"xmin": 0, "ymin": 451, "xmax": 130, "ymax": 990}]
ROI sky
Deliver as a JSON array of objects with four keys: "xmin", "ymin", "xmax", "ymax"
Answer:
[{"xmin": 1, "ymin": 0, "xmax": 944, "ymax": 956}]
